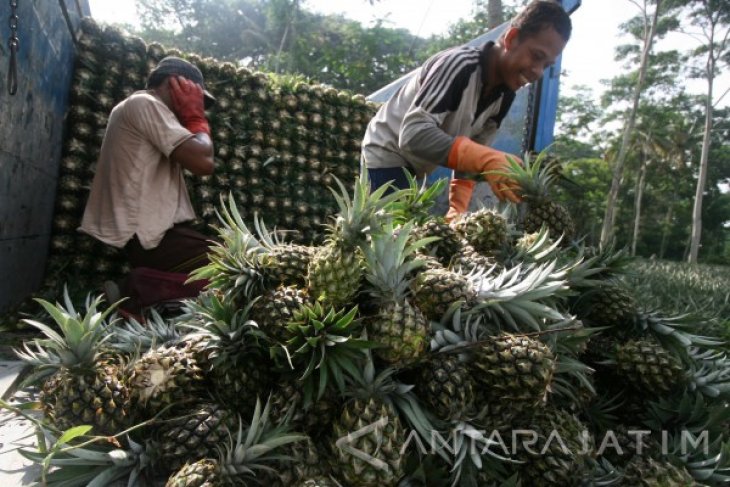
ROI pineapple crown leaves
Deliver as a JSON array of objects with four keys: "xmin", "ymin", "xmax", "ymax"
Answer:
[
  {"xmin": 282, "ymin": 303, "xmax": 374, "ymax": 403},
  {"xmin": 447, "ymin": 421, "xmax": 519, "ymax": 487},
  {"xmin": 564, "ymin": 243, "xmax": 634, "ymax": 290},
  {"xmin": 326, "ymin": 174, "xmax": 400, "ymax": 248},
  {"xmin": 430, "ymin": 307, "xmax": 486, "ymax": 360},
  {"xmin": 470, "ymin": 260, "xmax": 571, "ymax": 331},
  {"xmin": 189, "ymin": 193, "xmax": 267, "ymax": 298},
  {"xmin": 685, "ymin": 347, "xmax": 730, "ymax": 399},
  {"xmin": 16, "ymin": 288, "xmax": 119, "ymax": 380},
  {"xmin": 383, "ymin": 171, "xmax": 447, "ymax": 225},
  {"xmin": 217, "ymin": 397, "xmax": 307, "ymax": 479},
  {"xmin": 490, "ymin": 149, "xmax": 557, "ymax": 201},
  {"xmin": 643, "ymin": 392, "xmax": 730, "ymax": 441},
  {"xmin": 346, "ymin": 354, "xmax": 443, "ymax": 449},
  {"xmin": 511, "ymin": 226, "xmax": 562, "ymax": 264},
  {"xmin": 178, "ymin": 292, "xmax": 265, "ymax": 364},
  {"xmin": 363, "ymin": 221, "xmax": 437, "ymax": 299},
  {"xmin": 642, "ymin": 394, "xmax": 730, "ymax": 483},
  {"xmin": 581, "ymin": 392, "xmax": 624, "ymax": 433},
  {"xmin": 19, "ymin": 428, "xmax": 154, "ymax": 487},
  {"xmin": 109, "ymin": 308, "xmax": 183, "ymax": 354},
  {"xmin": 551, "ymin": 354, "xmax": 596, "ymax": 406},
  {"xmin": 635, "ymin": 308, "xmax": 726, "ymax": 356}
]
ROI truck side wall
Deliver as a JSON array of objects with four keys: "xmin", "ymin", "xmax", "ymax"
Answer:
[{"xmin": 0, "ymin": 1, "xmax": 89, "ymax": 311}]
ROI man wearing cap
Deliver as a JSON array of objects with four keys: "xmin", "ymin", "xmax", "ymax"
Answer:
[{"xmin": 79, "ymin": 56, "xmax": 215, "ymax": 315}]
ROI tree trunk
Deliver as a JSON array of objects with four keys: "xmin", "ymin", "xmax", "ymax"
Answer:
[
  {"xmin": 659, "ymin": 205, "xmax": 673, "ymax": 259},
  {"xmin": 600, "ymin": 0, "xmax": 662, "ymax": 246},
  {"xmin": 631, "ymin": 157, "xmax": 648, "ymax": 257},
  {"xmin": 488, "ymin": 0, "xmax": 504, "ymax": 29},
  {"xmin": 688, "ymin": 41, "xmax": 716, "ymax": 263}
]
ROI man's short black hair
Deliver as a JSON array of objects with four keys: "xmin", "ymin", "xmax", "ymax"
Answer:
[{"xmin": 512, "ymin": 0, "xmax": 572, "ymax": 42}]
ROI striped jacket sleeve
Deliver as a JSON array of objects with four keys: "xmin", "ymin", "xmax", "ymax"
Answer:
[{"xmin": 398, "ymin": 47, "xmax": 482, "ymax": 168}]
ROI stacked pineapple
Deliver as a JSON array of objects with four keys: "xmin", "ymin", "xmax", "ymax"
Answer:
[
  {"xmin": 13, "ymin": 163, "xmax": 730, "ymax": 486},
  {"xmin": 12, "ymin": 16, "xmax": 730, "ymax": 487},
  {"xmin": 43, "ymin": 17, "xmax": 378, "ymax": 296}
]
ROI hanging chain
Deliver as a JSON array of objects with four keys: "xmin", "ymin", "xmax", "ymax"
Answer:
[
  {"xmin": 521, "ymin": 82, "xmax": 537, "ymax": 155},
  {"xmin": 7, "ymin": 0, "xmax": 19, "ymax": 95}
]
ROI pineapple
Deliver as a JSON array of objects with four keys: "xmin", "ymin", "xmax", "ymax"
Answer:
[
  {"xmin": 189, "ymin": 195, "xmax": 268, "ymax": 301},
  {"xmin": 622, "ymin": 456, "xmax": 699, "ymax": 486},
  {"xmin": 503, "ymin": 151, "xmax": 575, "ymax": 241},
  {"xmin": 452, "ymin": 208, "xmax": 509, "ymax": 256},
  {"xmin": 415, "ymin": 352, "xmax": 476, "ymax": 422},
  {"xmin": 307, "ymin": 175, "xmax": 395, "ymax": 308},
  {"xmin": 574, "ymin": 282, "xmax": 638, "ymax": 331},
  {"xmin": 128, "ymin": 339, "xmax": 205, "ymax": 415},
  {"xmin": 154, "ymin": 402, "xmax": 234, "ymax": 472},
  {"xmin": 177, "ymin": 292, "xmax": 272, "ymax": 415},
  {"xmin": 16, "ymin": 290, "xmax": 132, "ymax": 435},
  {"xmin": 165, "ymin": 399, "xmax": 305, "ymax": 487},
  {"xmin": 268, "ymin": 377, "xmax": 342, "ymax": 440},
  {"xmin": 362, "ymin": 222, "xmax": 430, "ymax": 365},
  {"xmin": 411, "ymin": 266, "xmax": 476, "ymax": 320},
  {"xmin": 472, "ymin": 333, "xmax": 556, "ymax": 409},
  {"xmin": 509, "ymin": 407, "xmax": 594, "ymax": 486},
  {"xmin": 191, "ymin": 196, "xmax": 315, "ymax": 301},
  {"xmin": 614, "ymin": 338, "xmax": 686, "ymax": 396},
  {"xmin": 331, "ymin": 362, "xmax": 408, "ymax": 487},
  {"xmin": 251, "ymin": 284, "xmax": 311, "ymax": 342},
  {"xmin": 295, "ymin": 477, "xmax": 340, "ymax": 487},
  {"xmin": 448, "ymin": 240, "xmax": 500, "ymax": 274},
  {"xmin": 411, "ymin": 218, "xmax": 462, "ymax": 265},
  {"xmin": 268, "ymin": 436, "xmax": 326, "ymax": 486},
  {"xmin": 109, "ymin": 308, "xmax": 183, "ymax": 355}
]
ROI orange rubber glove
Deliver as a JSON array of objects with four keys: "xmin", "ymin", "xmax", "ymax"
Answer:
[
  {"xmin": 447, "ymin": 136, "xmax": 522, "ymax": 203},
  {"xmin": 445, "ymin": 178, "xmax": 475, "ymax": 222},
  {"xmin": 169, "ymin": 76, "xmax": 210, "ymax": 136}
]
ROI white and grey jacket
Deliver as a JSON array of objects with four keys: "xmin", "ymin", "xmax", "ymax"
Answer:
[{"xmin": 362, "ymin": 42, "xmax": 515, "ymax": 177}]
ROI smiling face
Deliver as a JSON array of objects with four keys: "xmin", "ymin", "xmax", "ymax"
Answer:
[{"xmin": 497, "ymin": 26, "xmax": 567, "ymax": 91}]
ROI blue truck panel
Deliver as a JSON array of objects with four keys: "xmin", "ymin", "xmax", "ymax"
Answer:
[{"xmin": 0, "ymin": 1, "xmax": 89, "ymax": 312}]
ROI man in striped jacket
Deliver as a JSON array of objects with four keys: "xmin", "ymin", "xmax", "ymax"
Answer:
[{"xmin": 362, "ymin": 0, "xmax": 571, "ymax": 220}]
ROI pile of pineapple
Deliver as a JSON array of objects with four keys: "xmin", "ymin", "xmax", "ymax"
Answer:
[
  {"xmin": 13, "ymin": 156, "xmax": 730, "ymax": 486},
  {"xmin": 16, "ymin": 15, "xmax": 729, "ymax": 487},
  {"xmin": 46, "ymin": 18, "xmax": 375, "ymax": 293}
]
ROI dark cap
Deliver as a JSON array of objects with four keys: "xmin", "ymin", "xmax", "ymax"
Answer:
[{"xmin": 147, "ymin": 56, "xmax": 216, "ymax": 108}]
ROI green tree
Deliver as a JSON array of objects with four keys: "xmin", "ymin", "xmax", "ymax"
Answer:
[
  {"xmin": 664, "ymin": 0, "xmax": 730, "ymax": 263},
  {"xmin": 600, "ymin": 0, "xmax": 678, "ymax": 246},
  {"xmin": 132, "ymin": 0, "xmax": 429, "ymax": 93}
]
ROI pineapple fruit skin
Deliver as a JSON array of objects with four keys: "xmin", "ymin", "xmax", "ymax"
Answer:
[
  {"xmin": 615, "ymin": 338, "xmax": 686, "ymax": 395},
  {"xmin": 367, "ymin": 299, "xmax": 429, "ymax": 365},
  {"xmin": 415, "ymin": 353, "xmax": 475, "ymax": 421},
  {"xmin": 165, "ymin": 458, "xmax": 218, "ymax": 487},
  {"xmin": 412, "ymin": 267, "xmax": 475, "ymax": 320},
  {"xmin": 472, "ymin": 334, "xmax": 556, "ymax": 407},
  {"xmin": 510, "ymin": 408, "xmax": 594, "ymax": 487},
  {"xmin": 622, "ymin": 456, "xmax": 700, "ymax": 487},
  {"xmin": 251, "ymin": 284, "xmax": 310, "ymax": 342},
  {"xmin": 307, "ymin": 245, "xmax": 363, "ymax": 309},
  {"xmin": 155, "ymin": 403, "xmax": 233, "ymax": 472},
  {"xmin": 332, "ymin": 397, "xmax": 405, "ymax": 487},
  {"xmin": 42, "ymin": 360, "xmax": 132, "ymax": 436},
  {"xmin": 452, "ymin": 208, "xmax": 508, "ymax": 255},
  {"xmin": 524, "ymin": 200, "xmax": 575, "ymax": 241}
]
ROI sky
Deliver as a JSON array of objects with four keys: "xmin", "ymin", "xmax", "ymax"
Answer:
[{"xmin": 86, "ymin": 0, "xmax": 727, "ymax": 105}]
